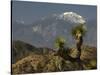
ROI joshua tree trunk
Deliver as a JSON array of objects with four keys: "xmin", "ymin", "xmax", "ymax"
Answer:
[
  {"xmin": 57, "ymin": 42, "xmax": 64, "ymax": 57},
  {"xmin": 76, "ymin": 34, "xmax": 83, "ymax": 69},
  {"xmin": 76, "ymin": 35, "xmax": 83, "ymax": 59}
]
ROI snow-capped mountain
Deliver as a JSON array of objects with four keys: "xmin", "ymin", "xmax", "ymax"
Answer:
[
  {"xmin": 12, "ymin": 12, "xmax": 97, "ymax": 48},
  {"xmin": 58, "ymin": 12, "xmax": 85, "ymax": 24}
]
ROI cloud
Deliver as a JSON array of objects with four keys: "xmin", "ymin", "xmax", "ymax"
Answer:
[
  {"xmin": 16, "ymin": 19, "xmax": 25, "ymax": 24},
  {"xmin": 32, "ymin": 26, "xmax": 38, "ymax": 32},
  {"xmin": 59, "ymin": 12, "xmax": 86, "ymax": 24},
  {"xmin": 32, "ymin": 25, "xmax": 42, "ymax": 33}
]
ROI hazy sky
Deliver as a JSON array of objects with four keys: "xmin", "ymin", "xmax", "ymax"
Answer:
[{"xmin": 12, "ymin": 1, "xmax": 97, "ymax": 24}]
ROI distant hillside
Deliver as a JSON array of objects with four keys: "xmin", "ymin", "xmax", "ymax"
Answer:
[
  {"xmin": 12, "ymin": 40, "xmax": 97, "ymax": 74},
  {"xmin": 12, "ymin": 40, "xmax": 54, "ymax": 63}
]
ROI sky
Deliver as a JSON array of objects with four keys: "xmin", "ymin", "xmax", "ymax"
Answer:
[{"xmin": 12, "ymin": 1, "xmax": 97, "ymax": 24}]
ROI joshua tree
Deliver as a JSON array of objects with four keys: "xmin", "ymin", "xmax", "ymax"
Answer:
[
  {"xmin": 71, "ymin": 24, "xmax": 87, "ymax": 61},
  {"xmin": 55, "ymin": 37, "xmax": 66, "ymax": 57}
]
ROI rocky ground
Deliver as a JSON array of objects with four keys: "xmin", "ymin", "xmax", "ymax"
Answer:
[{"xmin": 12, "ymin": 41, "xmax": 97, "ymax": 74}]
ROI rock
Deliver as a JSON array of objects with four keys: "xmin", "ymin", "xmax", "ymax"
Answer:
[
  {"xmin": 12, "ymin": 54, "xmax": 47, "ymax": 74},
  {"xmin": 69, "ymin": 48, "xmax": 79, "ymax": 58},
  {"xmin": 80, "ymin": 46, "xmax": 97, "ymax": 61}
]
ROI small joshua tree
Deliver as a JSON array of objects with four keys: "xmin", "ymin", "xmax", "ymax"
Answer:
[
  {"xmin": 55, "ymin": 36, "xmax": 66, "ymax": 57},
  {"xmin": 71, "ymin": 24, "xmax": 87, "ymax": 61}
]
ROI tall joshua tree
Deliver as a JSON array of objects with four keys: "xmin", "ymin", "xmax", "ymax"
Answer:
[{"xmin": 71, "ymin": 24, "xmax": 87, "ymax": 61}]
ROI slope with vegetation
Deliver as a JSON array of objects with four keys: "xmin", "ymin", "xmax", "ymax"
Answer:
[{"xmin": 12, "ymin": 40, "xmax": 97, "ymax": 74}]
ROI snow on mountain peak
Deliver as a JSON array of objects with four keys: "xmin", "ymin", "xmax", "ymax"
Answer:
[{"xmin": 59, "ymin": 12, "xmax": 86, "ymax": 24}]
